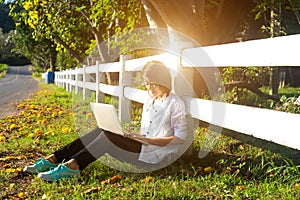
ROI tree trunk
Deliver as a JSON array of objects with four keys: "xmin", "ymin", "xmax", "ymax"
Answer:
[
  {"xmin": 269, "ymin": 67, "xmax": 279, "ymax": 96},
  {"xmin": 73, "ymin": 2, "xmax": 114, "ymax": 84},
  {"xmin": 141, "ymin": 0, "xmax": 167, "ymax": 29},
  {"xmin": 92, "ymin": 28, "xmax": 114, "ymax": 85},
  {"xmin": 269, "ymin": 2, "xmax": 280, "ymax": 96},
  {"xmin": 92, "ymin": 28, "xmax": 111, "ymax": 63},
  {"xmin": 49, "ymin": 52, "xmax": 57, "ymax": 72}
]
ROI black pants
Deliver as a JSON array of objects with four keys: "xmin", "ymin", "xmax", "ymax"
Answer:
[{"xmin": 54, "ymin": 128, "xmax": 162, "ymax": 170}]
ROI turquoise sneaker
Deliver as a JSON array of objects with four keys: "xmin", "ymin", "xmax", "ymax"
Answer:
[
  {"xmin": 23, "ymin": 158, "xmax": 57, "ymax": 173},
  {"xmin": 37, "ymin": 164, "xmax": 80, "ymax": 182}
]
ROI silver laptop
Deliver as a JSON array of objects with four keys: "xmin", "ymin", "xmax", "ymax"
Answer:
[{"xmin": 90, "ymin": 102, "xmax": 149, "ymax": 145}]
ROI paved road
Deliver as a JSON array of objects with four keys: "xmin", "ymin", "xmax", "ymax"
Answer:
[{"xmin": 0, "ymin": 66, "xmax": 39, "ymax": 119}]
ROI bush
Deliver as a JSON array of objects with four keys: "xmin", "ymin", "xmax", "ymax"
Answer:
[
  {"xmin": 222, "ymin": 67, "xmax": 270, "ymax": 87},
  {"xmin": 274, "ymin": 95, "xmax": 300, "ymax": 114},
  {"xmin": 0, "ymin": 63, "xmax": 8, "ymax": 78},
  {"xmin": 222, "ymin": 67, "xmax": 271, "ymax": 106}
]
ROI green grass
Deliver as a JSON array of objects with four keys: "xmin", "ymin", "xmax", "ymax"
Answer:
[
  {"xmin": 1, "ymin": 83, "xmax": 300, "ymax": 199},
  {"xmin": 279, "ymin": 87, "xmax": 300, "ymax": 97},
  {"xmin": 0, "ymin": 64, "xmax": 8, "ymax": 78},
  {"xmin": 260, "ymin": 86, "xmax": 300, "ymax": 98}
]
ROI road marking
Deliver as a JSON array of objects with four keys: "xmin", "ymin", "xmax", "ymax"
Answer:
[{"xmin": 15, "ymin": 67, "xmax": 20, "ymax": 80}]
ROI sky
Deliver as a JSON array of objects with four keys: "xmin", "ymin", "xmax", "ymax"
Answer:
[{"xmin": 4, "ymin": 0, "xmax": 14, "ymax": 4}]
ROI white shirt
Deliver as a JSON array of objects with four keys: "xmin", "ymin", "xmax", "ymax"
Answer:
[{"xmin": 138, "ymin": 93, "xmax": 188, "ymax": 164}]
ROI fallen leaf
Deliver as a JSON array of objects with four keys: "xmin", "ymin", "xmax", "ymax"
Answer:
[
  {"xmin": 5, "ymin": 167, "xmax": 22, "ymax": 173},
  {"xmin": 144, "ymin": 176, "xmax": 155, "ymax": 183},
  {"xmin": 204, "ymin": 166, "xmax": 214, "ymax": 173},
  {"xmin": 17, "ymin": 192, "xmax": 25, "ymax": 198},
  {"xmin": 42, "ymin": 194, "xmax": 47, "ymax": 199},
  {"xmin": 3, "ymin": 163, "xmax": 12, "ymax": 168},
  {"xmin": 101, "ymin": 175, "xmax": 122, "ymax": 185},
  {"xmin": 121, "ymin": 187, "xmax": 134, "ymax": 191},
  {"xmin": 0, "ymin": 135, "xmax": 6, "ymax": 142},
  {"xmin": 84, "ymin": 187, "xmax": 102, "ymax": 194},
  {"xmin": 10, "ymin": 124, "xmax": 17, "ymax": 130},
  {"xmin": 236, "ymin": 185, "xmax": 246, "ymax": 191}
]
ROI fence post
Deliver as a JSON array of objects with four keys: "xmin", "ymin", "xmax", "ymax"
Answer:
[
  {"xmin": 119, "ymin": 54, "xmax": 132, "ymax": 122},
  {"xmin": 67, "ymin": 69, "xmax": 70, "ymax": 92},
  {"xmin": 71, "ymin": 69, "xmax": 75, "ymax": 92},
  {"xmin": 75, "ymin": 67, "xmax": 79, "ymax": 95},
  {"xmin": 54, "ymin": 72, "xmax": 57, "ymax": 86},
  {"xmin": 57, "ymin": 73, "xmax": 60, "ymax": 87},
  {"xmin": 172, "ymin": 42, "xmax": 197, "ymax": 157},
  {"xmin": 56, "ymin": 72, "xmax": 58, "ymax": 87},
  {"xmin": 63, "ymin": 72, "xmax": 66, "ymax": 90},
  {"xmin": 58, "ymin": 72, "xmax": 61, "ymax": 87},
  {"xmin": 96, "ymin": 61, "xmax": 105, "ymax": 103},
  {"xmin": 83, "ymin": 65, "xmax": 90, "ymax": 100}
]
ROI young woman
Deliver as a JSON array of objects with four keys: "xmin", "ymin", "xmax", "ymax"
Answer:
[{"xmin": 23, "ymin": 61, "xmax": 190, "ymax": 182}]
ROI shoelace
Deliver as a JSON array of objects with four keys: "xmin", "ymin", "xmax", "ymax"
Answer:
[
  {"xmin": 48, "ymin": 164, "xmax": 64, "ymax": 173},
  {"xmin": 35, "ymin": 158, "xmax": 44, "ymax": 165},
  {"xmin": 36, "ymin": 158, "xmax": 56, "ymax": 169}
]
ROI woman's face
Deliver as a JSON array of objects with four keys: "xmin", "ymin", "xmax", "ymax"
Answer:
[{"xmin": 144, "ymin": 81, "xmax": 168, "ymax": 98}]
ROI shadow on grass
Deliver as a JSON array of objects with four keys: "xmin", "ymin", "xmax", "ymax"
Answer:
[
  {"xmin": 149, "ymin": 148, "xmax": 299, "ymax": 183},
  {"xmin": 81, "ymin": 144, "xmax": 299, "ymax": 183}
]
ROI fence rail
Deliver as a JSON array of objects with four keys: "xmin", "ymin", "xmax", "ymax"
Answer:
[{"xmin": 52, "ymin": 34, "xmax": 300, "ymax": 154}]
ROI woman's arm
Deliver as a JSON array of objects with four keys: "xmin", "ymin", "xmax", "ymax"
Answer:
[{"xmin": 134, "ymin": 135, "xmax": 184, "ymax": 146}]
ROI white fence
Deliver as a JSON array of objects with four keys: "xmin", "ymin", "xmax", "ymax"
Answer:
[{"xmin": 54, "ymin": 34, "xmax": 300, "ymax": 154}]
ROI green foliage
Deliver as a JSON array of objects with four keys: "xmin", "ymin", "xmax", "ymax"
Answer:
[
  {"xmin": 12, "ymin": 24, "xmax": 55, "ymax": 70},
  {"xmin": 0, "ymin": 63, "xmax": 8, "ymax": 72},
  {"xmin": 252, "ymin": 0, "xmax": 300, "ymax": 36},
  {"xmin": 224, "ymin": 85, "xmax": 300, "ymax": 112},
  {"xmin": 283, "ymin": 0, "xmax": 300, "ymax": 34},
  {"xmin": 56, "ymin": 51, "xmax": 80, "ymax": 70},
  {"xmin": 0, "ymin": 3, "xmax": 28, "ymax": 66},
  {"xmin": 222, "ymin": 67, "xmax": 270, "ymax": 86},
  {"xmin": 109, "ymin": 29, "xmax": 169, "ymax": 59},
  {"xmin": 0, "ymin": 63, "xmax": 8, "ymax": 78},
  {"xmin": 0, "ymin": 28, "xmax": 29, "ymax": 65},
  {"xmin": 273, "ymin": 95, "xmax": 300, "ymax": 113},
  {"xmin": 222, "ymin": 67, "xmax": 271, "ymax": 106},
  {"xmin": 224, "ymin": 87, "xmax": 270, "ymax": 107},
  {"xmin": 7, "ymin": 0, "xmax": 146, "ymax": 71},
  {"xmin": 80, "ymin": 0, "xmax": 148, "ymax": 62},
  {"xmin": 0, "ymin": 3, "xmax": 15, "ymax": 33},
  {"xmin": 8, "ymin": 0, "xmax": 90, "ymax": 70}
]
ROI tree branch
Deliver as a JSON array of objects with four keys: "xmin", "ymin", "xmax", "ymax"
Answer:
[
  {"xmin": 54, "ymin": 36, "xmax": 84, "ymax": 63},
  {"xmin": 225, "ymin": 81, "xmax": 280, "ymax": 101}
]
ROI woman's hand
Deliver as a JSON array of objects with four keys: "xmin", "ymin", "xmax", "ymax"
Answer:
[
  {"xmin": 125, "ymin": 132, "xmax": 141, "ymax": 138},
  {"xmin": 125, "ymin": 133, "xmax": 150, "ymax": 144}
]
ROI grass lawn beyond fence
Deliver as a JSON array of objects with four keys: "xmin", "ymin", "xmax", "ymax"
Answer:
[{"xmin": 1, "ymin": 83, "xmax": 300, "ymax": 199}]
